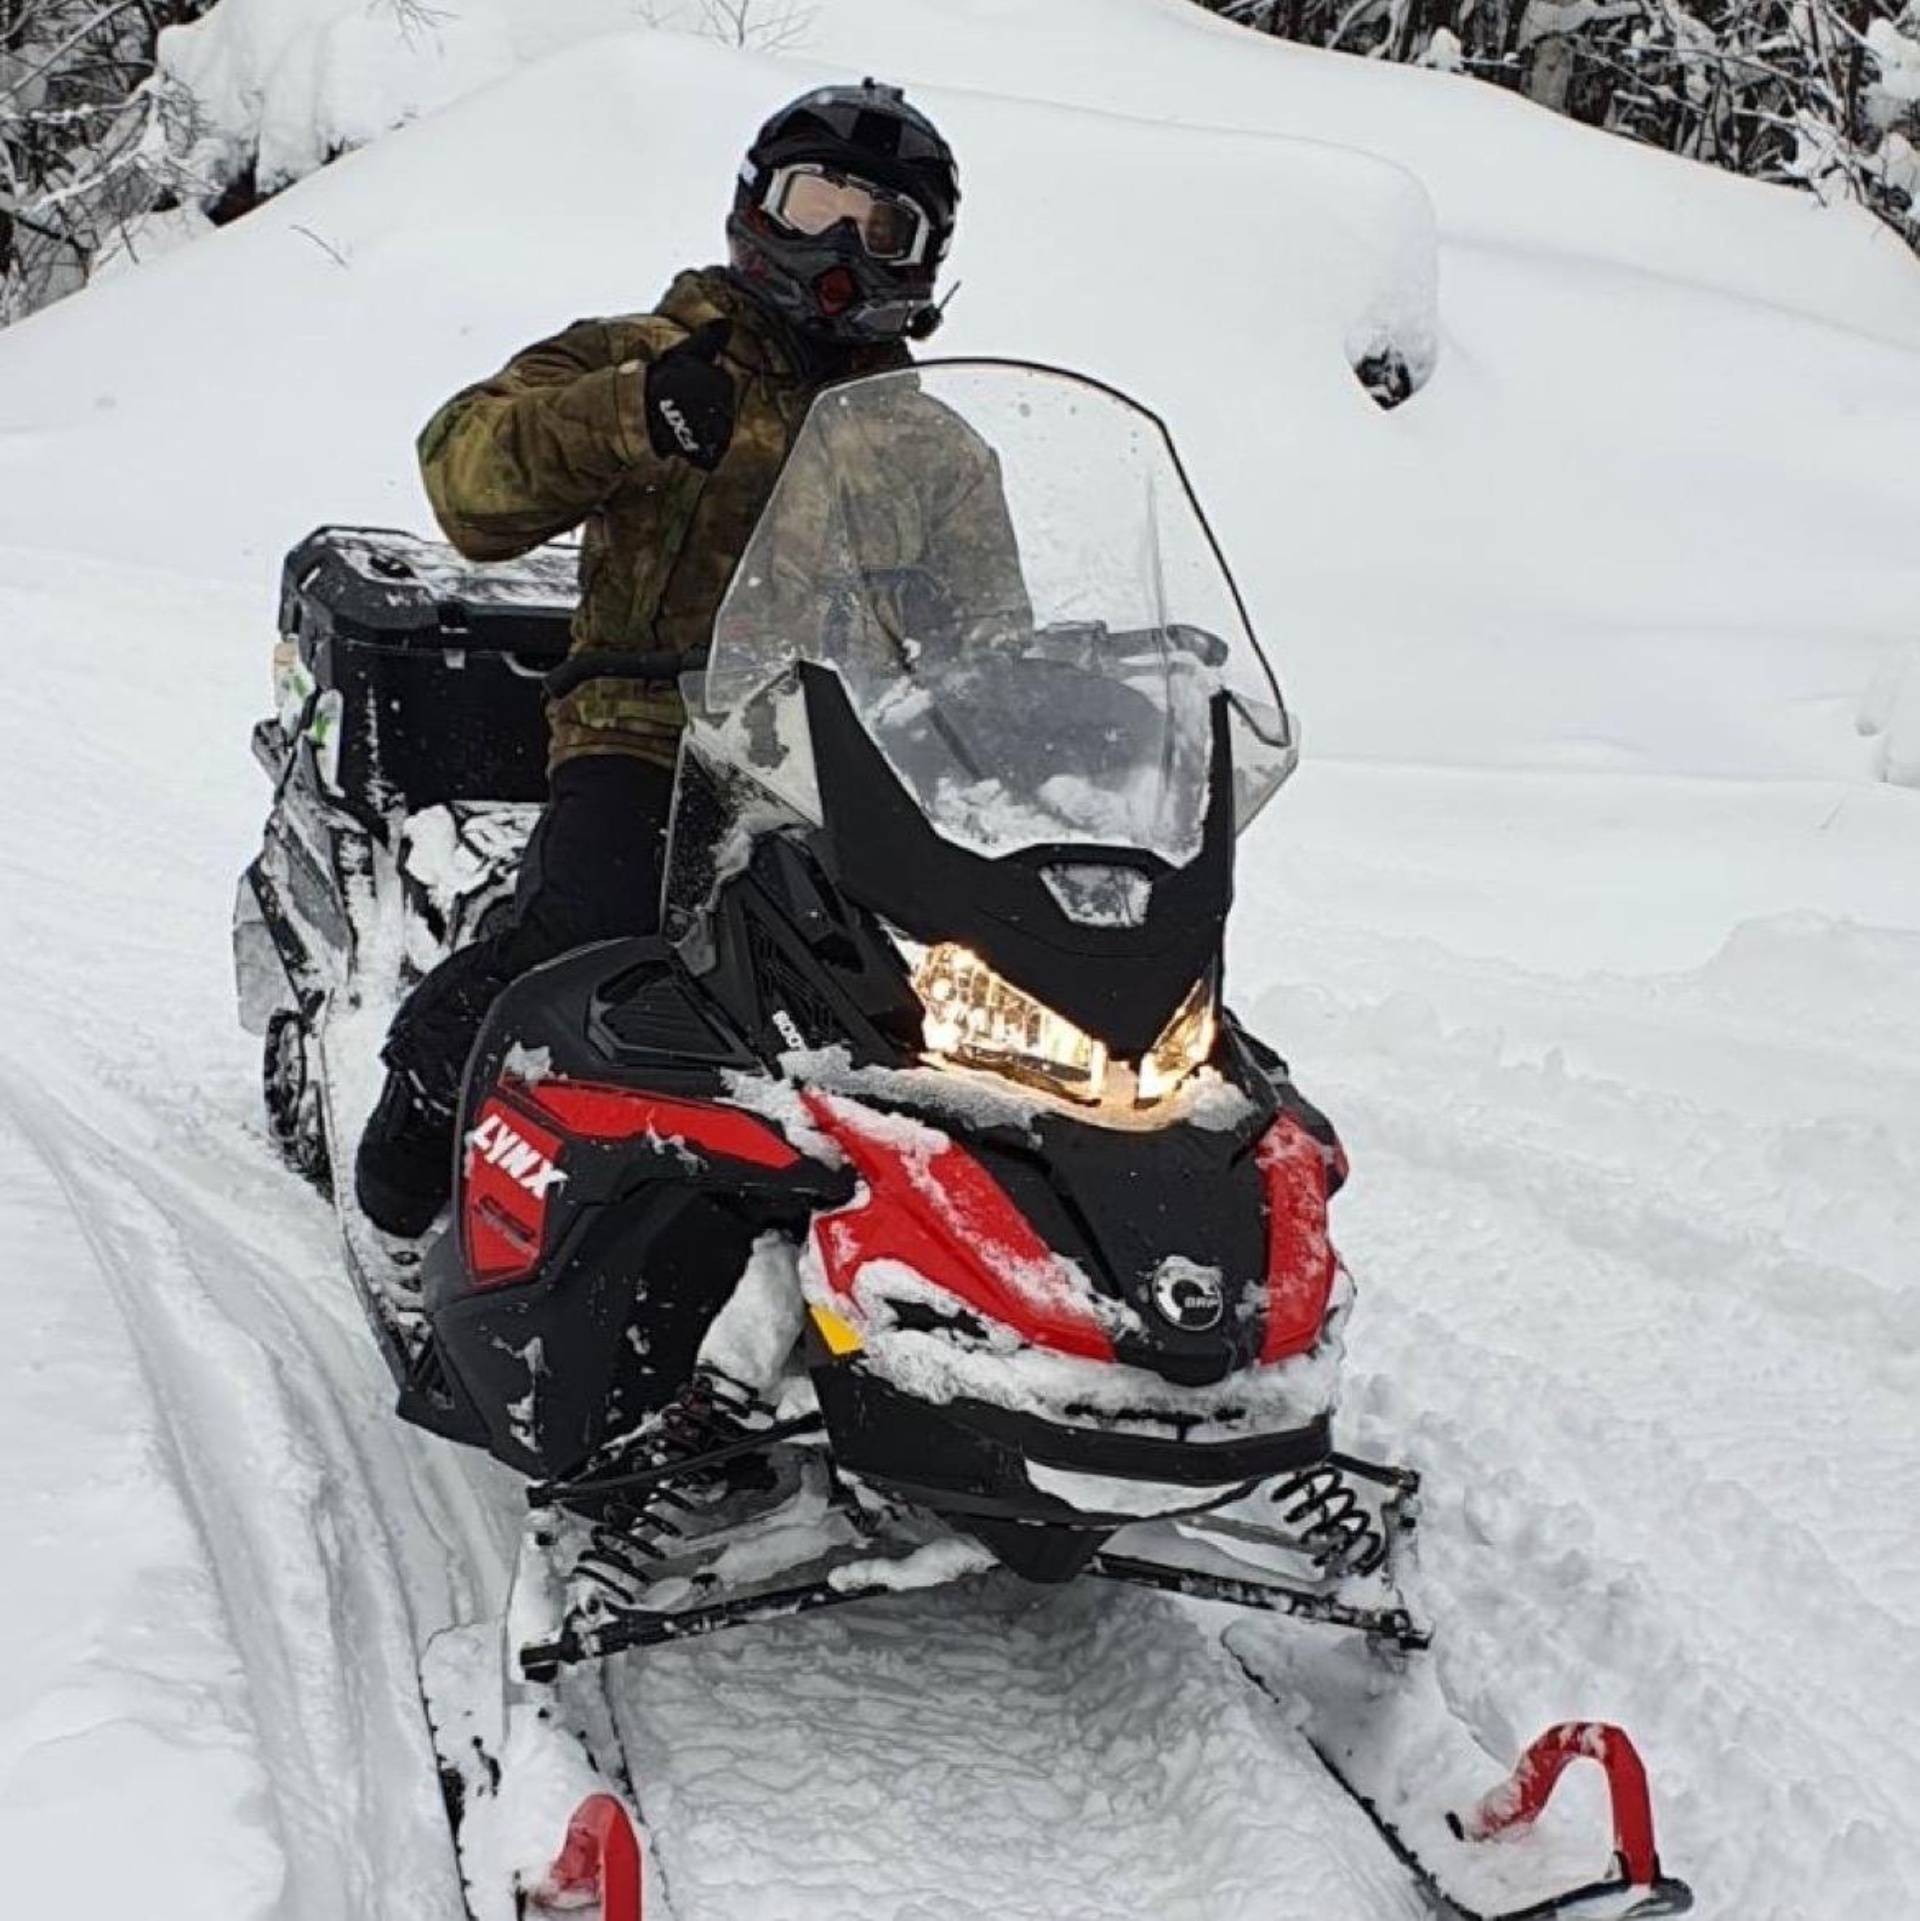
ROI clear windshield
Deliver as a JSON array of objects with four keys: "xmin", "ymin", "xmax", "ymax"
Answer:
[{"xmin": 699, "ymin": 362, "xmax": 1296, "ymax": 865}]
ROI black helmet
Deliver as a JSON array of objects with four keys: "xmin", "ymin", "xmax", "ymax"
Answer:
[{"xmin": 728, "ymin": 79, "xmax": 958, "ymax": 346}]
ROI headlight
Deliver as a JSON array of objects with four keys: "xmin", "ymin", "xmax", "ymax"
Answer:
[
  {"xmin": 1138, "ymin": 976, "xmax": 1218, "ymax": 1103},
  {"xmin": 898, "ymin": 938, "xmax": 1216, "ymax": 1111},
  {"xmin": 909, "ymin": 940, "xmax": 1110, "ymax": 1101}
]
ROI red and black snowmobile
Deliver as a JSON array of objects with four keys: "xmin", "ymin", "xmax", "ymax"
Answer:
[{"xmin": 235, "ymin": 362, "xmax": 1691, "ymax": 1921}]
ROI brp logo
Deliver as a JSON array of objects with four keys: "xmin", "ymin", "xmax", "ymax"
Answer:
[{"xmin": 1151, "ymin": 1258, "xmax": 1225, "ymax": 1333}]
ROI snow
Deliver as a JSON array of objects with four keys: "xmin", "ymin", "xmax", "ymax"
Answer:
[
  {"xmin": 1027, "ymin": 1463, "xmax": 1246, "ymax": 1518},
  {"xmin": 696, "ymin": 1231, "xmax": 806, "ymax": 1393},
  {"xmin": 827, "ymin": 1537, "xmax": 998, "ymax": 1594},
  {"xmin": 1, "ymin": 0, "xmax": 1918, "ymax": 1918},
  {"xmin": 609, "ymin": 1580, "xmax": 1421, "ymax": 1921}
]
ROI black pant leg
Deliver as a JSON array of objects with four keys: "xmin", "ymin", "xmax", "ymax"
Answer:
[
  {"xmin": 498, "ymin": 754, "xmax": 676, "ymax": 966},
  {"xmin": 381, "ymin": 755, "xmax": 676, "ymax": 1109}
]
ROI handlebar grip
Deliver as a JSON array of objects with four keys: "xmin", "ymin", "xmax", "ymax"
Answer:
[{"xmin": 544, "ymin": 648, "xmax": 710, "ymax": 701}]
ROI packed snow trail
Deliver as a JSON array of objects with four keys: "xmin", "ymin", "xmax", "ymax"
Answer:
[
  {"xmin": 609, "ymin": 1580, "xmax": 1421, "ymax": 1921},
  {"xmin": 0, "ymin": 1052, "xmax": 511, "ymax": 1921}
]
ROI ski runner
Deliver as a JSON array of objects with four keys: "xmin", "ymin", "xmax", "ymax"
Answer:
[{"xmin": 356, "ymin": 79, "xmax": 986, "ymax": 1244}]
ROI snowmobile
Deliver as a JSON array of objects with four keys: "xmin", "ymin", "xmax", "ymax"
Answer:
[{"xmin": 234, "ymin": 361, "xmax": 1691, "ymax": 1921}]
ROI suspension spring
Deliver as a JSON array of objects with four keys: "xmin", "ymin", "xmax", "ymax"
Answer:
[
  {"xmin": 556, "ymin": 1372, "xmax": 786, "ymax": 1621},
  {"xmin": 1267, "ymin": 1461, "xmax": 1389, "ymax": 1577}
]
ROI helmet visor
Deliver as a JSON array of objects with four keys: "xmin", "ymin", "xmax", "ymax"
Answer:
[{"xmin": 766, "ymin": 163, "xmax": 932, "ymax": 265}]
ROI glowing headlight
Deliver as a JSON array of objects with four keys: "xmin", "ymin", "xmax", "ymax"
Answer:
[
  {"xmin": 899, "ymin": 939, "xmax": 1216, "ymax": 1111},
  {"xmin": 1138, "ymin": 976, "xmax": 1218, "ymax": 1103},
  {"xmin": 909, "ymin": 940, "xmax": 1110, "ymax": 1100}
]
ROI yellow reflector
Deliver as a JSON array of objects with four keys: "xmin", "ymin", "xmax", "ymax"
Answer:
[{"xmin": 810, "ymin": 1304, "xmax": 865, "ymax": 1356}]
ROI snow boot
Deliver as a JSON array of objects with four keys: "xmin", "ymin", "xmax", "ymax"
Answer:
[{"xmin": 354, "ymin": 1068, "xmax": 456, "ymax": 1239}]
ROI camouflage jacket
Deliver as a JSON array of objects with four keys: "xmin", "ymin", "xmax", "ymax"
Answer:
[{"xmin": 417, "ymin": 268, "xmax": 914, "ymax": 772}]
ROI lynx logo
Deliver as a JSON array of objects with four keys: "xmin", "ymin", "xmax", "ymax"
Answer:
[
  {"xmin": 467, "ymin": 1110, "xmax": 569, "ymax": 1198},
  {"xmin": 1151, "ymin": 1257, "xmax": 1225, "ymax": 1333}
]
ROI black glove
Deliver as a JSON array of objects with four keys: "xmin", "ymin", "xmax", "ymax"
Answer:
[{"xmin": 643, "ymin": 319, "xmax": 735, "ymax": 471}]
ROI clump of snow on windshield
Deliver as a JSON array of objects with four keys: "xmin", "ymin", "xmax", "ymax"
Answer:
[{"xmin": 925, "ymin": 765, "xmax": 1203, "ymax": 865}]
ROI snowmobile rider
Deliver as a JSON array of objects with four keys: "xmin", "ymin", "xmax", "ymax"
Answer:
[{"xmin": 356, "ymin": 79, "xmax": 973, "ymax": 1239}]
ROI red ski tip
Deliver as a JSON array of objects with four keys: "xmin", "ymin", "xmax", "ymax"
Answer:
[
  {"xmin": 1447, "ymin": 1722, "xmax": 1662, "ymax": 1887},
  {"xmin": 532, "ymin": 1792, "xmax": 643, "ymax": 1921}
]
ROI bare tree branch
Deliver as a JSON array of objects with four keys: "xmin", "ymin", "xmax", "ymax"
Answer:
[{"xmin": 0, "ymin": 0, "xmax": 141, "ymax": 107}]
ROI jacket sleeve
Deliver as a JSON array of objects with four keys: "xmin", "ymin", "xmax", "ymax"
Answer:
[{"xmin": 416, "ymin": 318, "xmax": 666, "ymax": 561}]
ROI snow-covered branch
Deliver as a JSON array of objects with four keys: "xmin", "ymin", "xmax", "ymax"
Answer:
[{"xmin": 1189, "ymin": 0, "xmax": 1920, "ymax": 253}]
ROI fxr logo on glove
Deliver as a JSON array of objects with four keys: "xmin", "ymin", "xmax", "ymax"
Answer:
[
  {"xmin": 642, "ymin": 318, "xmax": 736, "ymax": 471},
  {"xmin": 655, "ymin": 396, "xmax": 702, "ymax": 460}
]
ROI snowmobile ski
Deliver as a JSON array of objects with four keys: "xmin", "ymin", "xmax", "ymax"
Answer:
[
  {"xmin": 1228, "ymin": 1627, "xmax": 1693, "ymax": 1919},
  {"xmin": 421, "ymin": 1548, "xmax": 650, "ymax": 1921}
]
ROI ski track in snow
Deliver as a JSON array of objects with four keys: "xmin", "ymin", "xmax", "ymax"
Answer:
[{"xmin": 0, "ymin": 1054, "xmax": 509, "ymax": 1921}]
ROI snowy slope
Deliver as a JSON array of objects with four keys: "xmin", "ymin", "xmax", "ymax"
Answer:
[{"xmin": 1, "ymin": 2, "xmax": 1917, "ymax": 1918}]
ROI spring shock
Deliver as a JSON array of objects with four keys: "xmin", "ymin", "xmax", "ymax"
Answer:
[
  {"xmin": 1267, "ymin": 1461, "xmax": 1389, "ymax": 1577},
  {"xmin": 551, "ymin": 1372, "xmax": 778, "ymax": 1617}
]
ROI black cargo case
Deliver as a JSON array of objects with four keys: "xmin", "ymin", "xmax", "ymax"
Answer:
[{"xmin": 280, "ymin": 525, "xmax": 577, "ymax": 810}]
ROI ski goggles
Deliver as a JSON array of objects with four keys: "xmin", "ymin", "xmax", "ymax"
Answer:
[{"xmin": 763, "ymin": 163, "xmax": 934, "ymax": 266}]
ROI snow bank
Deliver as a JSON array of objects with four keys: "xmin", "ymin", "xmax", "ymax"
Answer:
[
  {"xmin": 3, "ymin": 0, "xmax": 1912, "ymax": 783},
  {"xmin": 157, "ymin": 0, "xmax": 518, "ymax": 192}
]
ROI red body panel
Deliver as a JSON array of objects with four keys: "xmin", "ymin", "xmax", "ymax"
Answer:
[
  {"xmin": 1255, "ymin": 1114, "xmax": 1338, "ymax": 1362},
  {"xmin": 460, "ymin": 1077, "xmax": 800, "ymax": 1289},
  {"xmin": 463, "ymin": 1095, "xmax": 568, "ymax": 1289},
  {"xmin": 520, "ymin": 1081, "xmax": 800, "ymax": 1169},
  {"xmin": 804, "ymin": 1091, "xmax": 1118, "ymax": 1360}
]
